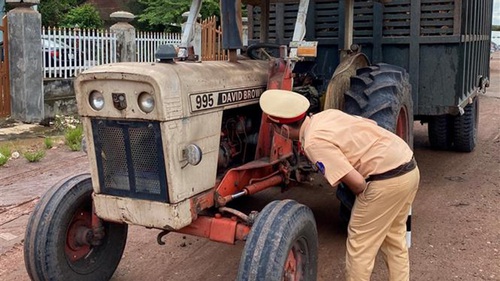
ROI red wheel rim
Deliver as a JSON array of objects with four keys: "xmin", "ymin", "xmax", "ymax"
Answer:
[
  {"xmin": 283, "ymin": 241, "xmax": 304, "ymax": 281},
  {"xmin": 65, "ymin": 209, "xmax": 92, "ymax": 262},
  {"xmin": 396, "ymin": 106, "xmax": 409, "ymax": 143}
]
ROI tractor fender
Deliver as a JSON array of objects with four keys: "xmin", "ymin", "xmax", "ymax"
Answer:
[{"xmin": 323, "ymin": 53, "xmax": 370, "ymax": 110}]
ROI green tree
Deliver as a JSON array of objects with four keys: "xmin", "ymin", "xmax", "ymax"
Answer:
[
  {"xmin": 60, "ymin": 4, "xmax": 103, "ymax": 29},
  {"xmin": 38, "ymin": 0, "xmax": 87, "ymax": 27},
  {"xmin": 137, "ymin": 0, "xmax": 219, "ymax": 32},
  {"xmin": 39, "ymin": 0, "xmax": 76, "ymax": 27},
  {"xmin": 493, "ymin": 25, "xmax": 500, "ymax": 32}
]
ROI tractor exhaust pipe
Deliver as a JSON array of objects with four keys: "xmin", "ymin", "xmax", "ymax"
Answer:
[{"xmin": 220, "ymin": 0, "xmax": 243, "ymax": 62}]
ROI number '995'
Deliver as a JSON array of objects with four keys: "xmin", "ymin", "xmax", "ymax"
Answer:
[{"xmin": 195, "ymin": 94, "xmax": 215, "ymax": 109}]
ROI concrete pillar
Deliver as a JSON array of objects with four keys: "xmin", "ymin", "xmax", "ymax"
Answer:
[
  {"xmin": 182, "ymin": 12, "xmax": 202, "ymax": 59},
  {"xmin": 7, "ymin": 0, "xmax": 43, "ymax": 123},
  {"xmin": 110, "ymin": 11, "xmax": 136, "ymax": 62},
  {"xmin": 0, "ymin": 1, "xmax": 5, "ymax": 18}
]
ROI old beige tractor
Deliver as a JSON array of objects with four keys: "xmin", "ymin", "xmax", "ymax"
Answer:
[{"xmin": 24, "ymin": 0, "xmax": 418, "ymax": 280}]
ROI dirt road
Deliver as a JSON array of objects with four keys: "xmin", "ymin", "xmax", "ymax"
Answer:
[{"xmin": 1, "ymin": 58, "xmax": 499, "ymax": 280}]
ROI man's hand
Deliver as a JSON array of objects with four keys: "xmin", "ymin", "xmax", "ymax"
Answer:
[{"xmin": 341, "ymin": 169, "xmax": 367, "ymax": 195}]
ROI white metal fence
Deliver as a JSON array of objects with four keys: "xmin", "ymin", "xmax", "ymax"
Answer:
[
  {"xmin": 42, "ymin": 27, "xmax": 182, "ymax": 79},
  {"xmin": 136, "ymin": 31, "xmax": 182, "ymax": 62},
  {"xmin": 42, "ymin": 27, "xmax": 117, "ymax": 79}
]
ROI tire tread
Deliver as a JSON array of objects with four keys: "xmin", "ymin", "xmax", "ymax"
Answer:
[
  {"xmin": 237, "ymin": 200, "xmax": 318, "ymax": 281},
  {"xmin": 453, "ymin": 98, "xmax": 478, "ymax": 152}
]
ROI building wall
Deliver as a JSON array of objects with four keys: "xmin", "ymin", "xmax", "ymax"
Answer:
[{"xmin": 85, "ymin": 0, "xmax": 135, "ymax": 26}]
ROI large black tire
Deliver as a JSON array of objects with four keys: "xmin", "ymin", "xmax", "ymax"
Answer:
[
  {"xmin": 453, "ymin": 97, "xmax": 479, "ymax": 152},
  {"xmin": 236, "ymin": 200, "xmax": 318, "ymax": 281},
  {"xmin": 344, "ymin": 63, "xmax": 414, "ymax": 148},
  {"xmin": 428, "ymin": 115, "xmax": 453, "ymax": 150},
  {"xmin": 24, "ymin": 174, "xmax": 128, "ymax": 281}
]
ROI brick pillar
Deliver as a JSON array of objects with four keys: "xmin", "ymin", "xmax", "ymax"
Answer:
[
  {"xmin": 7, "ymin": 0, "xmax": 43, "ymax": 123},
  {"xmin": 110, "ymin": 11, "xmax": 136, "ymax": 62}
]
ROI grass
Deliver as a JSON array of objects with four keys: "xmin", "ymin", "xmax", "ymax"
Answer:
[
  {"xmin": 65, "ymin": 125, "xmax": 84, "ymax": 151},
  {"xmin": 23, "ymin": 150, "xmax": 46, "ymax": 163},
  {"xmin": 0, "ymin": 145, "xmax": 11, "ymax": 166},
  {"xmin": 44, "ymin": 137, "xmax": 54, "ymax": 149}
]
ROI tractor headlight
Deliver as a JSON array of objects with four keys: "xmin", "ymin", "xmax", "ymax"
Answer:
[
  {"xmin": 138, "ymin": 92, "xmax": 155, "ymax": 113},
  {"xmin": 89, "ymin": 91, "xmax": 105, "ymax": 111}
]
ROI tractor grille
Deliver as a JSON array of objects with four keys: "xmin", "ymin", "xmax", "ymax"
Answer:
[{"xmin": 91, "ymin": 119, "xmax": 168, "ymax": 202}]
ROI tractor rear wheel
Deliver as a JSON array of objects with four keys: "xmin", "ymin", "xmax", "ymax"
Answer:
[
  {"xmin": 236, "ymin": 200, "xmax": 318, "ymax": 281},
  {"xmin": 452, "ymin": 97, "xmax": 479, "ymax": 152},
  {"xmin": 344, "ymin": 63, "xmax": 414, "ymax": 147},
  {"xmin": 323, "ymin": 53, "xmax": 370, "ymax": 111},
  {"xmin": 24, "ymin": 173, "xmax": 127, "ymax": 281}
]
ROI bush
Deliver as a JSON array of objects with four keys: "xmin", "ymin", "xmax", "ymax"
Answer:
[
  {"xmin": 61, "ymin": 4, "xmax": 103, "ymax": 29},
  {"xmin": 65, "ymin": 125, "xmax": 84, "ymax": 151},
  {"xmin": 0, "ymin": 146, "xmax": 11, "ymax": 166},
  {"xmin": 24, "ymin": 150, "xmax": 46, "ymax": 163},
  {"xmin": 54, "ymin": 115, "xmax": 81, "ymax": 132}
]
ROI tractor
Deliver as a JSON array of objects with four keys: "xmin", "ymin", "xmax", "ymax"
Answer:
[{"xmin": 24, "ymin": 0, "xmax": 492, "ymax": 280}]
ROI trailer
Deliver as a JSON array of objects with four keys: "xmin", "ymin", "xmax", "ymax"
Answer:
[{"xmin": 248, "ymin": 0, "xmax": 492, "ymax": 151}]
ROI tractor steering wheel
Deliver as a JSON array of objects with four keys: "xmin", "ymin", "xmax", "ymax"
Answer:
[{"xmin": 246, "ymin": 43, "xmax": 281, "ymax": 60}]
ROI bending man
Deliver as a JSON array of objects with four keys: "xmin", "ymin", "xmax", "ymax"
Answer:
[{"xmin": 259, "ymin": 89, "xmax": 420, "ymax": 281}]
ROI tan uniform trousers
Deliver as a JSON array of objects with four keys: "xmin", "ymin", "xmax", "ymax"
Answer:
[{"xmin": 346, "ymin": 167, "xmax": 420, "ymax": 281}]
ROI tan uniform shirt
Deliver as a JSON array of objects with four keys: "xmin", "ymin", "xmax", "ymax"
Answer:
[{"xmin": 299, "ymin": 109, "xmax": 413, "ymax": 186}]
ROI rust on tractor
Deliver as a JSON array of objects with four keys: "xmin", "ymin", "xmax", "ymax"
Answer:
[{"xmin": 65, "ymin": 210, "xmax": 92, "ymax": 262}]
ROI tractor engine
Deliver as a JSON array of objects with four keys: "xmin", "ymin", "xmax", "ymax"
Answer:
[{"xmin": 218, "ymin": 109, "xmax": 260, "ymax": 171}]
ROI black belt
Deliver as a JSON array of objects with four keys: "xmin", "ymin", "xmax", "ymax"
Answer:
[{"xmin": 367, "ymin": 157, "xmax": 417, "ymax": 182}]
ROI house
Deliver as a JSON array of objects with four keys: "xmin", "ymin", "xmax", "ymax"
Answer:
[{"xmin": 84, "ymin": 0, "xmax": 136, "ymax": 27}]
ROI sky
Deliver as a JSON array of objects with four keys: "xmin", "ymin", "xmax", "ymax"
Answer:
[{"xmin": 494, "ymin": 0, "xmax": 500, "ymax": 25}]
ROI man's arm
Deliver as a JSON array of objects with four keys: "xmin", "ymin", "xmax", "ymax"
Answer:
[{"xmin": 341, "ymin": 169, "xmax": 367, "ymax": 195}]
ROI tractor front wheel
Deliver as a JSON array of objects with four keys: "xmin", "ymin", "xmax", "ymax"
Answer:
[
  {"xmin": 236, "ymin": 200, "xmax": 318, "ymax": 281},
  {"xmin": 24, "ymin": 173, "xmax": 128, "ymax": 281}
]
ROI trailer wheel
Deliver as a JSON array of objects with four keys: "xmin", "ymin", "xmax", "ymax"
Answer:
[
  {"xmin": 344, "ymin": 63, "xmax": 414, "ymax": 147},
  {"xmin": 24, "ymin": 173, "xmax": 127, "ymax": 281},
  {"xmin": 247, "ymin": 43, "xmax": 281, "ymax": 60},
  {"xmin": 453, "ymin": 97, "xmax": 479, "ymax": 152},
  {"xmin": 428, "ymin": 115, "xmax": 453, "ymax": 150},
  {"xmin": 236, "ymin": 200, "xmax": 318, "ymax": 281}
]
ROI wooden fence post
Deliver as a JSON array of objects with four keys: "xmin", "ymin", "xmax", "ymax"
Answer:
[{"xmin": 201, "ymin": 16, "xmax": 228, "ymax": 61}]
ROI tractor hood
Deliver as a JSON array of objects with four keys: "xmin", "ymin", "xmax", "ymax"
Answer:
[{"xmin": 75, "ymin": 59, "xmax": 269, "ymax": 121}]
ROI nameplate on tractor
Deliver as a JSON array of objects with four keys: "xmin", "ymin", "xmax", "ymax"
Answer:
[{"xmin": 190, "ymin": 86, "xmax": 266, "ymax": 112}]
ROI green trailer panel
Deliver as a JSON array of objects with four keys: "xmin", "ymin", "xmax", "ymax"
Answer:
[{"xmin": 248, "ymin": 0, "xmax": 493, "ymax": 117}]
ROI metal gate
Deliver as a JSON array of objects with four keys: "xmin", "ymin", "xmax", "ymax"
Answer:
[
  {"xmin": 0, "ymin": 16, "xmax": 10, "ymax": 117},
  {"xmin": 201, "ymin": 16, "xmax": 227, "ymax": 61}
]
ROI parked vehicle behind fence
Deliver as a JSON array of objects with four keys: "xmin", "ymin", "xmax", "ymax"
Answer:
[{"xmin": 42, "ymin": 38, "xmax": 81, "ymax": 76}]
